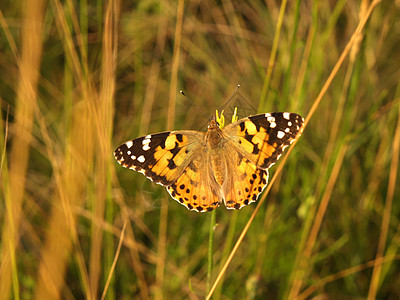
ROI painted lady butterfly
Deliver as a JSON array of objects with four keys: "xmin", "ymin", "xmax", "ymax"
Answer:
[{"xmin": 114, "ymin": 111, "xmax": 304, "ymax": 212}]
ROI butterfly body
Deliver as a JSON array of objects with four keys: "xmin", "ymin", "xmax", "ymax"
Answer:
[
  {"xmin": 205, "ymin": 118, "xmax": 227, "ymax": 185},
  {"xmin": 114, "ymin": 112, "xmax": 304, "ymax": 212}
]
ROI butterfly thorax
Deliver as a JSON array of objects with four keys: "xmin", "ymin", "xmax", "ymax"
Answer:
[
  {"xmin": 206, "ymin": 119, "xmax": 223, "ymax": 148},
  {"xmin": 206, "ymin": 119, "xmax": 225, "ymax": 186}
]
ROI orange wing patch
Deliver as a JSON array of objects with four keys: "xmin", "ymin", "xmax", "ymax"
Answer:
[
  {"xmin": 222, "ymin": 153, "xmax": 269, "ymax": 209},
  {"xmin": 166, "ymin": 160, "xmax": 222, "ymax": 212}
]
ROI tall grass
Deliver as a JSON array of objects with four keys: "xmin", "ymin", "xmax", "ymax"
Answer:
[{"xmin": 1, "ymin": 0, "xmax": 400, "ymax": 299}]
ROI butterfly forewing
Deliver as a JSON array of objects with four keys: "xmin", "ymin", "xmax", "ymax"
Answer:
[
  {"xmin": 114, "ymin": 131, "xmax": 204, "ymax": 185},
  {"xmin": 223, "ymin": 112, "xmax": 304, "ymax": 170}
]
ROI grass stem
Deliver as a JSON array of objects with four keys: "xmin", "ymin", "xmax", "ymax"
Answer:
[{"xmin": 207, "ymin": 209, "xmax": 217, "ymax": 293}]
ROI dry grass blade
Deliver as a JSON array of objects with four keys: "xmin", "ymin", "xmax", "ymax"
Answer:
[
  {"xmin": 367, "ymin": 95, "xmax": 400, "ymax": 298},
  {"xmin": 258, "ymin": 0, "xmax": 288, "ymax": 111},
  {"xmin": 298, "ymin": 254, "xmax": 400, "ymax": 300},
  {"xmin": 288, "ymin": 143, "xmax": 348, "ymax": 298},
  {"xmin": 89, "ymin": 0, "xmax": 118, "ymax": 297},
  {"xmin": 155, "ymin": 2, "xmax": 185, "ymax": 299},
  {"xmin": 0, "ymin": 106, "xmax": 9, "ymax": 177},
  {"xmin": 101, "ymin": 219, "xmax": 128, "ymax": 300},
  {"xmin": 0, "ymin": 0, "xmax": 45, "ymax": 298}
]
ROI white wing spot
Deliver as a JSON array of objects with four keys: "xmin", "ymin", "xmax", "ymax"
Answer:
[
  {"xmin": 127, "ymin": 150, "xmax": 131, "ymax": 155},
  {"xmin": 137, "ymin": 155, "xmax": 145, "ymax": 163},
  {"xmin": 285, "ymin": 128, "xmax": 290, "ymax": 133},
  {"xmin": 142, "ymin": 144, "xmax": 150, "ymax": 151},
  {"xmin": 142, "ymin": 138, "xmax": 151, "ymax": 145},
  {"xmin": 270, "ymin": 122, "xmax": 277, "ymax": 128},
  {"xmin": 283, "ymin": 112, "xmax": 290, "ymax": 120},
  {"xmin": 131, "ymin": 155, "xmax": 136, "ymax": 160},
  {"xmin": 277, "ymin": 131, "xmax": 285, "ymax": 139},
  {"xmin": 267, "ymin": 116, "xmax": 275, "ymax": 123},
  {"xmin": 288, "ymin": 121, "xmax": 292, "ymax": 126},
  {"xmin": 265, "ymin": 113, "xmax": 271, "ymax": 118},
  {"xmin": 125, "ymin": 141, "xmax": 133, "ymax": 148}
]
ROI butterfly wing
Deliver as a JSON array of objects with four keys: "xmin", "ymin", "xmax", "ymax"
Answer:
[
  {"xmin": 220, "ymin": 112, "xmax": 304, "ymax": 209},
  {"xmin": 221, "ymin": 150, "xmax": 269, "ymax": 210},
  {"xmin": 223, "ymin": 112, "xmax": 304, "ymax": 169},
  {"xmin": 114, "ymin": 131, "xmax": 204, "ymax": 185},
  {"xmin": 114, "ymin": 130, "xmax": 222, "ymax": 212},
  {"xmin": 166, "ymin": 153, "xmax": 222, "ymax": 212}
]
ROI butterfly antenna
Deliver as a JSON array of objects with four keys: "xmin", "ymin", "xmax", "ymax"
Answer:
[
  {"xmin": 223, "ymin": 84, "xmax": 259, "ymax": 117},
  {"xmin": 180, "ymin": 90, "xmax": 208, "ymax": 120},
  {"xmin": 219, "ymin": 84, "xmax": 241, "ymax": 113}
]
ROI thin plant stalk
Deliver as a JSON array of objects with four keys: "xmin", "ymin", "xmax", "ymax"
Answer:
[{"xmin": 207, "ymin": 209, "xmax": 217, "ymax": 293}]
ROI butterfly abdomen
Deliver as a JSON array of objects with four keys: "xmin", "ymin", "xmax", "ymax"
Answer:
[
  {"xmin": 206, "ymin": 124, "xmax": 226, "ymax": 186},
  {"xmin": 211, "ymin": 154, "xmax": 225, "ymax": 186}
]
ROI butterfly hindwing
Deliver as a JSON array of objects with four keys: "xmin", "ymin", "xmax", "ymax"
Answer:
[
  {"xmin": 166, "ymin": 156, "xmax": 222, "ymax": 212},
  {"xmin": 222, "ymin": 151, "xmax": 269, "ymax": 210}
]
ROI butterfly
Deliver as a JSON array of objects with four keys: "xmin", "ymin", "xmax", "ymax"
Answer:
[{"xmin": 114, "ymin": 111, "xmax": 304, "ymax": 212}]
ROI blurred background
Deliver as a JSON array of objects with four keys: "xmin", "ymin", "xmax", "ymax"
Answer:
[{"xmin": 1, "ymin": 0, "xmax": 399, "ymax": 299}]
